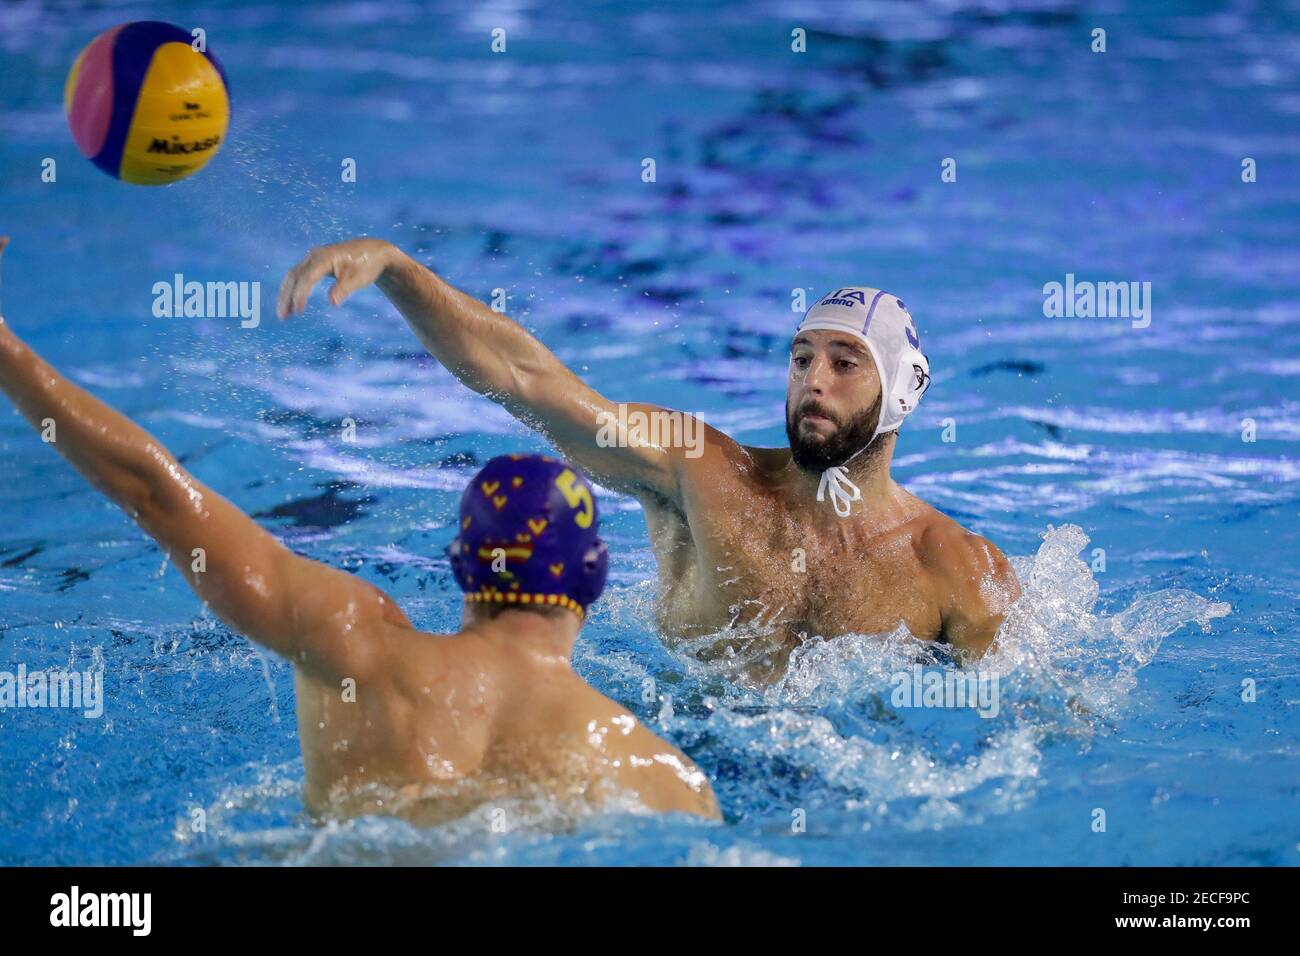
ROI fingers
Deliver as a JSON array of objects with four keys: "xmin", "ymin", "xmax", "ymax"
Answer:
[
  {"xmin": 276, "ymin": 265, "xmax": 296, "ymax": 319},
  {"xmin": 328, "ymin": 278, "xmax": 348, "ymax": 307},
  {"xmin": 327, "ymin": 258, "xmax": 369, "ymax": 307},
  {"xmin": 276, "ymin": 252, "xmax": 310, "ymax": 319},
  {"xmin": 277, "ymin": 247, "xmax": 336, "ymax": 319},
  {"xmin": 277, "ymin": 243, "xmax": 382, "ymax": 318}
]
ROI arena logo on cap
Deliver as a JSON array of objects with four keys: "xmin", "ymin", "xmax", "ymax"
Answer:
[{"xmin": 817, "ymin": 288, "xmax": 869, "ymax": 308}]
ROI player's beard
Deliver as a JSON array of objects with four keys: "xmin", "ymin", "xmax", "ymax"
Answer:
[{"xmin": 786, "ymin": 392, "xmax": 883, "ymax": 472}]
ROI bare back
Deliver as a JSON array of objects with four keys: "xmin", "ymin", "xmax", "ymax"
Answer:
[
  {"xmin": 293, "ymin": 621, "xmax": 719, "ymax": 826},
  {"xmin": 0, "ymin": 241, "xmax": 725, "ymax": 835}
]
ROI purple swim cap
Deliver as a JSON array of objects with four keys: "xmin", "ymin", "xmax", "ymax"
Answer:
[{"xmin": 448, "ymin": 454, "xmax": 609, "ymax": 619}]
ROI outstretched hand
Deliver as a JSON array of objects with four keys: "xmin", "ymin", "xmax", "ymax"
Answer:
[{"xmin": 277, "ymin": 238, "xmax": 398, "ymax": 319}]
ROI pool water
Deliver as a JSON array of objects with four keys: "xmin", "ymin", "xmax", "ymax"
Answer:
[{"xmin": 1, "ymin": 0, "xmax": 1298, "ymax": 865}]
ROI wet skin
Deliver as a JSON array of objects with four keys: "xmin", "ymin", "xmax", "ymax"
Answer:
[
  {"xmin": 0, "ymin": 237, "xmax": 718, "ymax": 824},
  {"xmin": 278, "ymin": 240, "xmax": 1022, "ymax": 680},
  {"xmin": 293, "ymin": 609, "xmax": 718, "ymax": 823}
]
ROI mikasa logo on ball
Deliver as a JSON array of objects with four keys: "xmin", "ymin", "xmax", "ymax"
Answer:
[{"xmin": 146, "ymin": 134, "xmax": 222, "ymax": 156}]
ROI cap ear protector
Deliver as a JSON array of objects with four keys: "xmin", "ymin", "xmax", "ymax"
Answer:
[
  {"xmin": 447, "ymin": 536, "xmax": 473, "ymax": 592},
  {"xmin": 447, "ymin": 454, "xmax": 608, "ymax": 618},
  {"xmin": 570, "ymin": 537, "xmax": 609, "ymax": 608},
  {"xmin": 872, "ymin": 347, "xmax": 930, "ymax": 435}
]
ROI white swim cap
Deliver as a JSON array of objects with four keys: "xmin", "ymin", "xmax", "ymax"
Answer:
[
  {"xmin": 795, "ymin": 287, "xmax": 930, "ymax": 439},
  {"xmin": 794, "ymin": 287, "xmax": 931, "ymax": 516}
]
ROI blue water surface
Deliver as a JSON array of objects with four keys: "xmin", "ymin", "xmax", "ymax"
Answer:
[{"xmin": 0, "ymin": 0, "xmax": 1298, "ymax": 865}]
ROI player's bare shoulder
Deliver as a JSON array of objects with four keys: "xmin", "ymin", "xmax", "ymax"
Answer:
[
  {"xmin": 910, "ymin": 504, "xmax": 1021, "ymax": 656},
  {"xmin": 623, "ymin": 723, "xmax": 720, "ymax": 819},
  {"xmin": 619, "ymin": 407, "xmax": 752, "ymax": 505},
  {"xmin": 689, "ymin": 418, "xmax": 768, "ymax": 476},
  {"xmin": 665, "ymin": 417, "xmax": 772, "ymax": 501},
  {"xmin": 912, "ymin": 507, "xmax": 1019, "ymax": 599},
  {"xmin": 568, "ymin": 682, "xmax": 719, "ymax": 819}
]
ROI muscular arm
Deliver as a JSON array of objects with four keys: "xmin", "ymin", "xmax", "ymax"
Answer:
[
  {"xmin": 0, "ymin": 258, "xmax": 407, "ymax": 681},
  {"xmin": 278, "ymin": 239, "xmax": 699, "ymax": 505},
  {"xmin": 920, "ymin": 520, "xmax": 1022, "ymax": 660}
]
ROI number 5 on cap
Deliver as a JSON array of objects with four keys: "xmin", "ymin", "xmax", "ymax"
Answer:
[{"xmin": 555, "ymin": 469, "xmax": 594, "ymax": 528}]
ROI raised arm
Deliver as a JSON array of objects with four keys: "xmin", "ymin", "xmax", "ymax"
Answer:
[
  {"xmin": 0, "ymin": 239, "xmax": 407, "ymax": 681},
  {"xmin": 277, "ymin": 239, "xmax": 698, "ymax": 504}
]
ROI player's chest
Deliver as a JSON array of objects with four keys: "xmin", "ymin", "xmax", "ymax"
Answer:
[{"xmin": 693, "ymin": 509, "xmax": 938, "ymax": 639}]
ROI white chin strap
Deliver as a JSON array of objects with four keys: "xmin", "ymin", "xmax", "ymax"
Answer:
[
  {"xmin": 815, "ymin": 442, "xmax": 876, "ymax": 518},
  {"xmin": 817, "ymin": 466, "xmax": 861, "ymax": 517}
]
